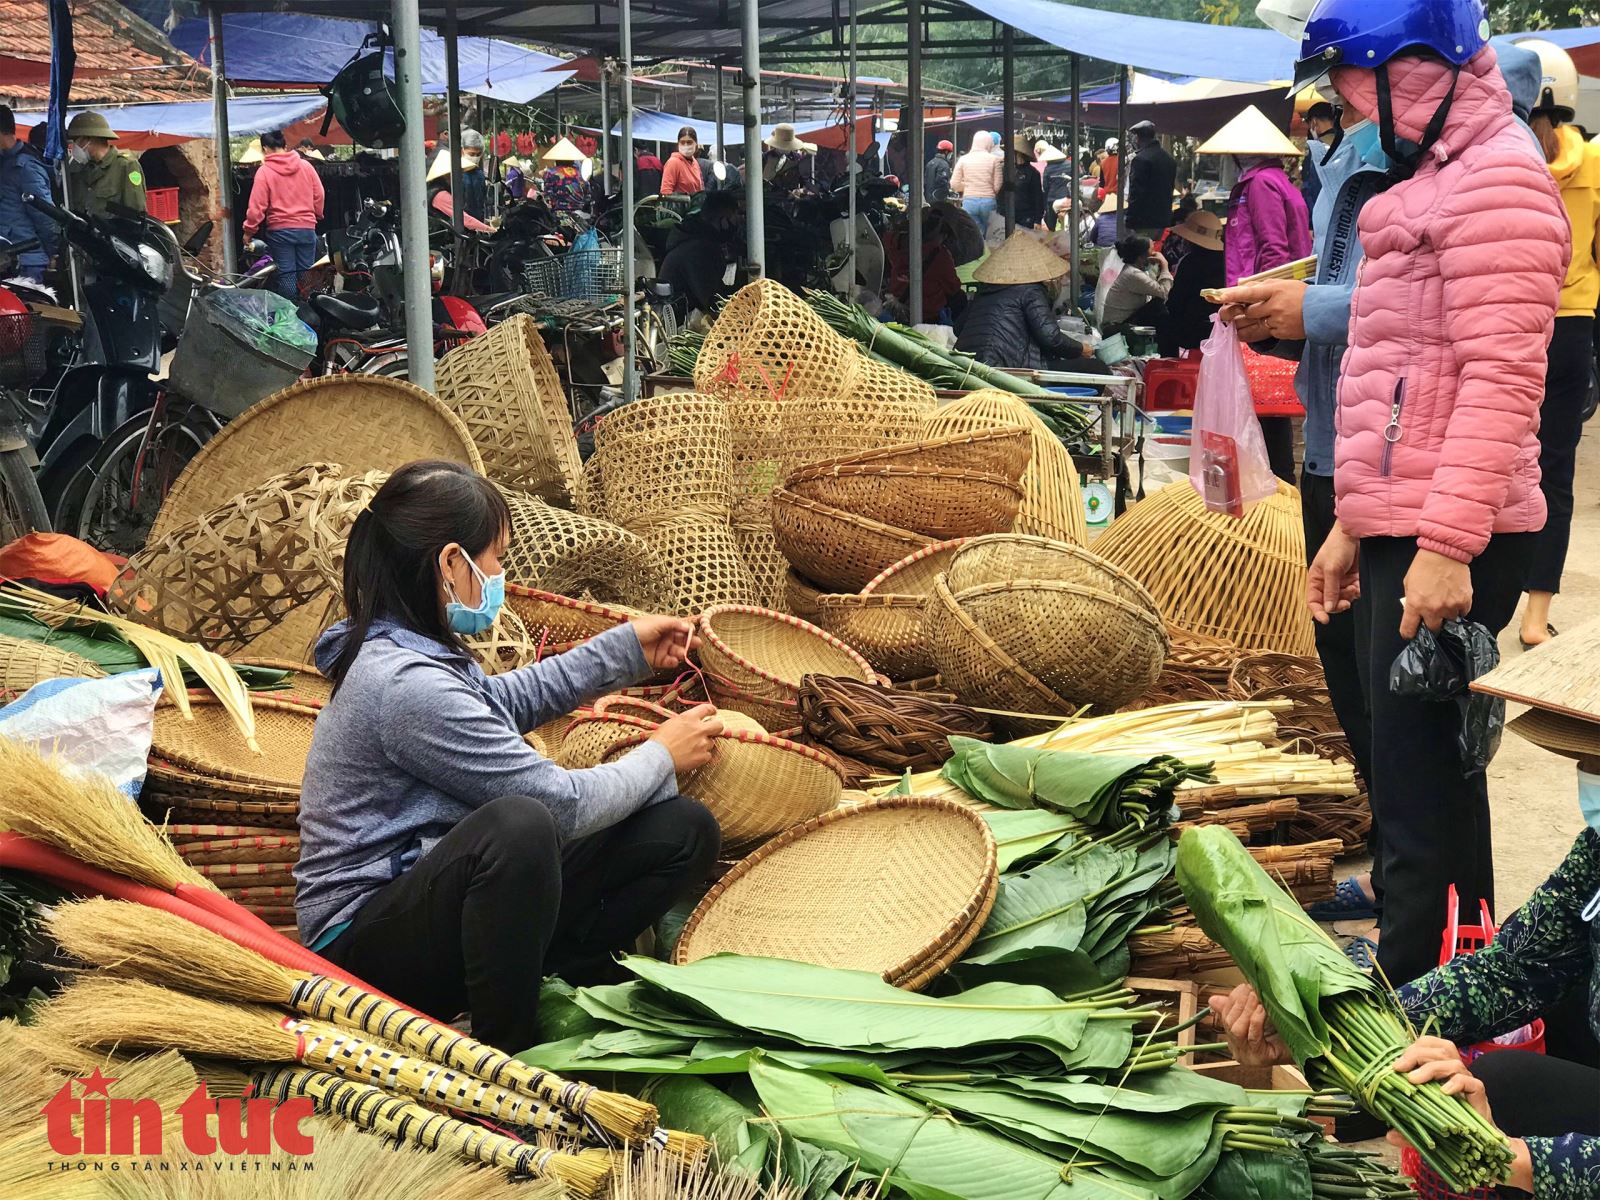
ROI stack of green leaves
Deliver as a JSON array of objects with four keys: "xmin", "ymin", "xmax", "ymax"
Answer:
[
  {"xmin": 0, "ymin": 870, "xmax": 62, "ymax": 1020},
  {"xmin": 1175, "ymin": 826, "xmax": 1514, "ymax": 1193},
  {"xmin": 942, "ymin": 740, "xmax": 1211, "ymax": 829}
]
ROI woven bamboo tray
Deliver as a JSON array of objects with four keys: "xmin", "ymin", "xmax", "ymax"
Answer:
[
  {"xmin": 151, "ymin": 693, "xmax": 317, "ymax": 793},
  {"xmin": 149, "ymin": 376, "xmax": 482, "ymax": 542},
  {"xmin": 499, "ymin": 487, "xmax": 668, "ymax": 610},
  {"xmin": 673, "ymin": 795, "xmax": 997, "ymax": 990},
  {"xmin": 771, "ymin": 486, "xmax": 932, "ymax": 594},
  {"xmin": 950, "ymin": 579, "xmax": 1167, "ymax": 712},
  {"xmin": 698, "ymin": 605, "xmax": 882, "ymax": 731},
  {"xmin": 0, "ymin": 633, "xmax": 105, "ymax": 700},
  {"xmin": 693, "ymin": 279, "xmax": 858, "ymax": 404},
  {"xmin": 922, "ymin": 390, "xmax": 1088, "ymax": 545},
  {"xmin": 860, "ymin": 539, "xmax": 971, "ymax": 596},
  {"xmin": 235, "ymin": 658, "xmax": 335, "ymax": 708},
  {"xmin": 434, "ymin": 313, "xmax": 582, "ymax": 503},
  {"xmin": 943, "ymin": 534, "xmax": 1158, "ymax": 610},
  {"xmin": 1092, "ymin": 480, "xmax": 1314, "ymax": 656},
  {"xmin": 787, "ymin": 464, "xmax": 1024, "ymax": 542},
  {"xmin": 925, "ymin": 575, "xmax": 1075, "ymax": 727},
  {"xmin": 798, "ymin": 675, "xmax": 991, "ymax": 773},
  {"xmin": 144, "ymin": 790, "xmax": 300, "ymax": 829},
  {"xmin": 593, "ymin": 392, "xmax": 733, "ymax": 527}
]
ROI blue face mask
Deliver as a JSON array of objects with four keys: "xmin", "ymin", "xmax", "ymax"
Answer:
[
  {"xmin": 1344, "ymin": 121, "xmax": 1392, "ymax": 172},
  {"xmin": 444, "ymin": 553, "xmax": 505, "ymax": 636},
  {"xmin": 1579, "ymin": 770, "xmax": 1600, "ymax": 834}
]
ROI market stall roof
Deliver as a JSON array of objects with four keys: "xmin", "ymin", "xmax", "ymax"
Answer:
[
  {"xmin": 168, "ymin": 12, "xmax": 571, "ymax": 101},
  {"xmin": 12, "ymin": 95, "xmax": 331, "ymax": 151},
  {"xmin": 1, "ymin": 0, "xmax": 210, "ymax": 108}
]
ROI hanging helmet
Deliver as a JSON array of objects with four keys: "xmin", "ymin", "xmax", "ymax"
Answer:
[
  {"xmin": 1514, "ymin": 38, "xmax": 1579, "ymax": 123},
  {"xmin": 321, "ymin": 31, "xmax": 406, "ymax": 149},
  {"xmin": 1292, "ymin": 0, "xmax": 1490, "ymax": 94}
]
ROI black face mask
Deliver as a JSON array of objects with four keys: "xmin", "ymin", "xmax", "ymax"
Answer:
[
  {"xmin": 1318, "ymin": 108, "xmax": 1345, "ymax": 166},
  {"xmin": 1376, "ymin": 62, "xmax": 1460, "ymax": 182}
]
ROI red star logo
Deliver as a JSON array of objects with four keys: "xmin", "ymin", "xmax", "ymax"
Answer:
[{"xmin": 77, "ymin": 1067, "xmax": 118, "ymax": 1097}]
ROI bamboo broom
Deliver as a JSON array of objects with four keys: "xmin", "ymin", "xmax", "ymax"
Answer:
[
  {"xmin": 35, "ymin": 975, "xmax": 620, "ymax": 1195},
  {"xmin": 49, "ymin": 897, "xmax": 673, "ymax": 1148}
]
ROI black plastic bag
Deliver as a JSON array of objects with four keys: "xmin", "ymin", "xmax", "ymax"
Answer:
[{"xmin": 1388, "ymin": 618, "xmax": 1504, "ymax": 776}]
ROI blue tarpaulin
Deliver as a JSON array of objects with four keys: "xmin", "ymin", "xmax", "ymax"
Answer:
[
  {"xmin": 169, "ymin": 14, "xmax": 570, "ymax": 104},
  {"xmin": 14, "ymin": 96, "xmax": 331, "ymax": 144}
]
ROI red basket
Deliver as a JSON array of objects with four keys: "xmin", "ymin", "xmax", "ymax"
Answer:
[
  {"xmin": 146, "ymin": 187, "xmax": 180, "ymax": 224},
  {"xmin": 1141, "ymin": 355, "xmax": 1201, "ymax": 412},
  {"xmin": 1241, "ymin": 345, "xmax": 1305, "ymax": 417}
]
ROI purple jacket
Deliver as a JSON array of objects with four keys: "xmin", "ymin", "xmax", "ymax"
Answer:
[{"xmin": 1223, "ymin": 162, "xmax": 1312, "ymax": 286}]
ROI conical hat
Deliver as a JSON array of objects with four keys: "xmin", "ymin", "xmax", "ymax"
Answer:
[
  {"xmin": 1504, "ymin": 708, "xmax": 1600, "ymax": 760},
  {"xmin": 971, "ymin": 231, "xmax": 1070, "ymax": 285},
  {"xmin": 427, "ymin": 149, "xmax": 475, "ymax": 182},
  {"xmin": 1472, "ymin": 616, "xmax": 1600, "ymax": 724},
  {"xmin": 238, "ymin": 138, "xmax": 264, "ymax": 165},
  {"xmin": 542, "ymin": 136, "xmax": 587, "ymax": 163},
  {"xmin": 1196, "ymin": 105, "xmax": 1300, "ymax": 157}
]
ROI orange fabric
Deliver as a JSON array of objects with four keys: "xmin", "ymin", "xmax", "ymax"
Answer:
[{"xmin": 0, "ymin": 532, "xmax": 120, "ymax": 592}]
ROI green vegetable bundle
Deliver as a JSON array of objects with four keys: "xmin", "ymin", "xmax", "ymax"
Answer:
[{"xmin": 1175, "ymin": 826, "xmax": 1513, "ymax": 1192}]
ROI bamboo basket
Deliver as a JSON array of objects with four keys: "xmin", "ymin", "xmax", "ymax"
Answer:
[
  {"xmin": 787, "ymin": 464, "xmax": 1024, "ymax": 542},
  {"xmin": 503, "ymin": 584, "xmax": 637, "ymax": 648},
  {"xmin": 732, "ymin": 511, "xmax": 791, "ymax": 611},
  {"xmin": 593, "ymin": 392, "xmax": 733, "ymax": 527},
  {"xmin": 925, "ymin": 575, "xmax": 1075, "ymax": 725},
  {"xmin": 943, "ymin": 533, "xmax": 1159, "ymax": 610},
  {"xmin": 109, "ymin": 464, "xmax": 383, "ymax": 656},
  {"xmin": 574, "ymin": 452, "xmax": 606, "ymax": 518},
  {"xmin": 149, "ymin": 375, "xmax": 481, "ymax": 542},
  {"xmin": 810, "ymin": 591, "xmax": 932, "ymax": 680},
  {"xmin": 771, "ymin": 486, "xmax": 932, "ymax": 593},
  {"xmin": 784, "ymin": 569, "xmax": 828, "ymax": 624},
  {"xmin": 633, "ymin": 513, "xmax": 760, "ymax": 617},
  {"xmin": 775, "ymin": 392, "xmax": 935, "ymax": 478},
  {"xmin": 0, "ymin": 633, "xmax": 105, "ymax": 699},
  {"xmin": 673, "ymin": 795, "xmax": 997, "ymax": 990},
  {"xmin": 698, "ymin": 605, "xmax": 882, "ymax": 731},
  {"xmin": 434, "ymin": 313, "xmax": 582, "ymax": 503},
  {"xmin": 789, "ymin": 426, "xmax": 1032, "ymax": 481},
  {"xmin": 798, "ymin": 675, "xmax": 991, "ymax": 773},
  {"xmin": 499, "ymin": 486, "xmax": 668, "ymax": 610},
  {"xmin": 847, "ymin": 351, "xmax": 939, "ymax": 410},
  {"xmin": 860, "ymin": 538, "xmax": 972, "ymax": 596},
  {"xmin": 693, "ymin": 278, "xmax": 858, "ymax": 403},
  {"xmin": 1092, "ymin": 480, "xmax": 1315, "ymax": 655},
  {"xmin": 150, "ymin": 693, "xmax": 316, "ymax": 793},
  {"xmin": 923, "ymin": 390, "xmax": 1088, "ymax": 544}
]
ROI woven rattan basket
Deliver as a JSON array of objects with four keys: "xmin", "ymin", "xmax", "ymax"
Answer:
[
  {"xmin": 1092, "ymin": 480, "xmax": 1314, "ymax": 655},
  {"xmin": 810, "ymin": 591, "xmax": 933, "ymax": 680},
  {"xmin": 922, "ymin": 390, "xmax": 1088, "ymax": 544},
  {"xmin": 775, "ymin": 392, "xmax": 935, "ymax": 478},
  {"xmin": 847, "ymin": 352, "xmax": 939, "ymax": 409},
  {"xmin": 698, "ymin": 604, "xmax": 882, "ymax": 730},
  {"xmin": 943, "ymin": 534, "xmax": 1158, "ymax": 609},
  {"xmin": 594, "ymin": 393, "xmax": 733, "ymax": 527},
  {"xmin": 149, "ymin": 376, "xmax": 481, "ymax": 542},
  {"xmin": 771, "ymin": 486, "xmax": 932, "ymax": 594},
  {"xmin": 798, "ymin": 675, "xmax": 991, "ymax": 773},
  {"xmin": 0, "ymin": 633, "xmax": 105, "ymax": 699},
  {"xmin": 787, "ymin": 465, "xmax": 1023, "ymax": 542},
  {"xmin": 499, "ymin": 487, "xmax": 668, "ymax": 609},
  {"xmin": 151, "ymin": 694, "xmax": 316, "ymax": 793},
  {"xmin": 925, "ymin": 575, "xmax": 1074, "ymax": 724},
  {"xmin": 673, "ymin": 795, "xmax": 997, "ymax": 989},
  {"xmin": 860, "ymin": 539, "xmax": 972, "ymax": 596},
  {"xmin": 784, "ymin": 570, "xmax": 827, "ymax": 623},
  {"xmin": 693, "ymin": 279, "xmax": 857, "ymax": 404},
  {"xmin": 950, "ymin": 579, "xmax": 1166, "ymax": 711},
  {"xmin": 111, "ymin": 464, "xmax": 383, "ymax": 656},
  {"xmin": 634, "ymin": 514, "xmax": 760, "ymax": 617},
  {"xmin": 435, "ymin": 314, "xmax": 582, "ymax": 503},
  {"xmin": 503, "ymin": 585, "xmax": 636, "ymax": 648},
  {"xmin": 793, "ymin": 426, "xmax": 1032, "ymax": 480}
]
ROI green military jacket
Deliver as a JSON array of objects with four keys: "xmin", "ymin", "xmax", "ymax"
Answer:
[{"xmin": 67, "ymin": 148, "xmax": 146, "ymax": 218}]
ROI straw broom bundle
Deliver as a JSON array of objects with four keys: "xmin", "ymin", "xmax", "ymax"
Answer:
[
  {"xmin": 49, "ymin": 898, "xmax": 677, "ymax": 1149},
  {"xmin": 35, "ymin": 976, "xmax": 614, "ymax": 1195}
]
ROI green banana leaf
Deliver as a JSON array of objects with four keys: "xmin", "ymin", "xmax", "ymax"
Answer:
[
  {"xmin": 1193, "ymin": 1148, "xmax": 1313, "ymax": 1200},
  {"xmin": 961, "ymin": 854, "xmax": 1118, "ymax": 965},
  {"xmin": 1175, "ymin": 827, "xmax": 1376, "ymax": 1064},
  {"xmin": 647, "ymin": 1075, "xmax": 772, "ymax": 1177},
  {"xmin": 983, "ymin": 810, "xmax": 1085, "ymax": 871},
  {"xmin": 0, "ymin": 610, "xmax": 288, "ymax": 689},
  {"xmin": 947, "ymin": 946, "xmax": 1110, "ymax": 996},
  {"xmin": 945, "ymin": 740, "xmax": 1198, "ymax": 827},
  {"xmin": 536, "ymin": 977, "xmax": 609, "ymax": 1042},
  {"xmin": 519, "ymin": 1034, "xmax": 750, "ymax": 1076}
]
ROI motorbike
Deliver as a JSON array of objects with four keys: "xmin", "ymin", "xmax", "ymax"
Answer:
[{"xmin": 0, "ymin": 237, "xmax": 52, "ymax": 543}]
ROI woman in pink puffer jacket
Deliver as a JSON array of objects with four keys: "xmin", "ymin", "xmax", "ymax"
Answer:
[{"xmin": 1307, "ymin": 41, "xmax": 1570, "ymax": 987}]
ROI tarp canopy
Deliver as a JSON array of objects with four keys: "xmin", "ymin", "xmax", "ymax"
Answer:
[
  {"xmin": 13, "ymin": 95, "xmax": 331, "ymax": 152},
  {"xmin": 602, "ymin": 111, "xmax": 877, "ymax": 153},
  {"xmin": 169, "ymin": 13, "xmax": 571, "ymax": 103}
]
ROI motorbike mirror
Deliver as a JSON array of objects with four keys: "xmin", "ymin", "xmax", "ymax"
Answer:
[{"xmin": 182, "ymin": 221, "xmax": 215, "ymax": 256}]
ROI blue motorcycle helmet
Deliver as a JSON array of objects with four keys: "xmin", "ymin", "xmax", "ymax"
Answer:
[{"xmin": 1292, "ymin": 0, "xmax": 1491, "ymax": 177}]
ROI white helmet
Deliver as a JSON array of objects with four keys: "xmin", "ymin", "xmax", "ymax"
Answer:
[
  {"xmin": 1105, "ymin": 137, "xmax": 1119, "ymax": 154},
  {"xmin": 1255, "ymin": 0, "xmax": 1315, "ymax": 39},
  {"xmin": 1514, "ymin": 37, "xmax": 1579, "ymax": 123}
]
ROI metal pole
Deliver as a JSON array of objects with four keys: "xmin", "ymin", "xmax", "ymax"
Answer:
[
  {"xmin": 391, "ymin": 0, "xmax": 435, "ymax": 391},
  {"xmin": 714, "ymin": 59, "xmax": 726, "ymax": 169},
  {"xmin": 846, "ymin": 0, "xmax": 858, "ymax": 293},
  {"xmin": 742, "ymin": 0, "xmax": 765, "ymax": 274},
  {"xmin": 1116, "ymin": 65, "xmax": 1127, "ymax": 239},
  {"xmin": 445, "ymin": 1, "xmax": 464, "ymax": 235},
  {"xmin": 207, "ymin": 4, "xmax": 237, "ymax": 276},
  {"xmin": 621, "ymin": 0, "xmax": 638, "ymax": 402},
  {"xmin": 906, "ymin": 0, "xmax": 923, "ymax": 325},
  {"xmin": 553, "ymin": 82, "xmax": 562, "ymax": 134},
  {"xmin": 1002, "ymin": 26, "xmax": 1015, "ymax": 235},
  {"xmin": 600, "ymin": 65, "xmax": 613, "ymax": 196},
  {"xmin": 1069, "ymin": 54, "xmax": 1081, "ymax": 310}
]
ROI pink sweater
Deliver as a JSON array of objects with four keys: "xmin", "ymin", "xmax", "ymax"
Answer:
[
  {"xmin": 243, "ymin": 151, "xmax": 325, "ymax": 236},
  {"xmin": 950, "ymin": 149, "xmax": 1002, "ymax": 201},
  {"xmin": 1331, "ymin": 48, "xmax": 1570, "ymax": 563}
]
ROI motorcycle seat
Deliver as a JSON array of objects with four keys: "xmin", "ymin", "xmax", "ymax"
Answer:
[
  {"xmin": 311, "ymin": 292, "xmax": 382, "ymax": 331},
  {"xmin": 647, "ymin": 281, "xmax": 675, "ymax": 300}
]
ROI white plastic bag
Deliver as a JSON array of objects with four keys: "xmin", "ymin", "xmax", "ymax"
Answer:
[
  {"xmin": 0, "ymin": 669, "xmax": 162, "ymax": 798},
  {"xmin": 1189, "ymin": 318, "xmax": 1277, "ymax": 517}
]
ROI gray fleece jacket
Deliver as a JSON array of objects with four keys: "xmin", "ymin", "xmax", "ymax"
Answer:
[{"xmin": 295, "ymin": 618, "xmax": 675, "ymax": 946}]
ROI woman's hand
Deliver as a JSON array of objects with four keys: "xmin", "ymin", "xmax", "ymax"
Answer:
[
  {"xmin": 1401, "ymin": 550, "xmax": 1472, "ymax": 639},
  {"xmin": 631, "ymin": 615, "xmax": 698, "ymax": 671},
  {"xmin": 1384, "ymin": 1039, "xmax": 1533, "ymax": 1192},
  {"xmin": 1215, "ymin": 279, "xmax": 1307, "ymax": 342},
  {"xmin": 649, "ymin": 703, "xmax": 724, "ymax": 772},
  {"xmin": 1208, "ymin": 983, "xmax": 1291, "ymax": 1068},
  {"xmin": 1307, "ymin": 525, "xmax": 1361, "ymax": 625}
]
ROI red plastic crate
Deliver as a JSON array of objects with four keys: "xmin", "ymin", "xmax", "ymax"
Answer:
[
  {"xmin": 1142, "ymin": 355, "xmax": 1200, "ymax": 412},
  {"xmin": 146, "ymin": 187, "xmax": 179, "ymax": 223}
]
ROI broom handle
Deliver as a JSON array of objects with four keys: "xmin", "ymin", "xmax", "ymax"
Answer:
[
  {"xmin": 0, "ymin": 833, "xmax": 426, "ymax": 1018},
  {"xmin": 174, "ymin": 881, "xmax": 278, "ymax": 938}
]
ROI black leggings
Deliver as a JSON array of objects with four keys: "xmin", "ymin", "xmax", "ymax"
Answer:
[
  {"xmin": 1471, "ymin": 1049, "xmax": 1600, "ymax": 1140},
  {"xmin": 1526, "ymin": 315, "xmax": 1593, "ymax": 594},
  {"xmin": 320, "ymin": 794, "xmax": 720, "ymax": 1052}
]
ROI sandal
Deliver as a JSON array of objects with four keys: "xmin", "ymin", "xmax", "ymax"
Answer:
[
  {"xmin": 1344, "ymin": 934, "xmax": 1380, "ymax": 972},
  {"xmin": 1519, "ymin": 624, "xmax": 1559, "ymax": 651},
  {"xmin": 1309, "ymin": 875, "xmax": 1380, "ymax": 923}
]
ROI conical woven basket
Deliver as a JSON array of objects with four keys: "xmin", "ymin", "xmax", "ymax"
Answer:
[
  {"xmin": 593, "ymin": 392, "xmax": 733, "ymax": 527},
  {"xmin": 503, "ymin": 585, "xmax": 638, "ymax": 648},
  {"xmin": 771, "ymin": 486, "xmax": 932, "ymax": 593},
  {"xmin": 847, "ymin": 352, "xmax": 939, "ymax": 409},
  {"xmin": 944, "ymin": 534, "xmax": 1158, "ymax": 609},
  {"xmin": 790, "ymin": 426, "xmax": 1032, "ymax": 483},
  {"xmin": 634, "ymin": 513, "xmax": 760, "ymax": 617},
  {"xmin": 693, "ymin": 279, "xmax": 858, "ymax": 404},
  {"xmin": 434, "ymin": 313, "xmax": 582, "ymax": 503},
  {"xmin": 0, "ymin": 633, "xmax": 105, "ymax": 699},
  {"xmin": 732, "ymin": 510, "xmax": 791, "ymax": 611},
  {"xmin": 500, "ymin": 487, "xmax": 668, "ymax": 610},
  {"xmin": 150, "ymin": 694, "xmax": 317, "ymax": 793},
  {"xmin": 1092, "ymin": 480, "xmax": 1314, "ymax": 655},
  {"xmin": 787, "ymin": 465, "xmax": 1024, "ymax": 542},
  {"xmin": 860, "ymin": 539, "xmax": 972, "ymax": 596},
  {"xmin": 774, "ymin": 393, "xmax": 935, "ymax": 479},
  {"xmin": 809, "ymin": 591, "xmax": 932, "ymax": 680},
  {"xmin": 922, "ymin": 389, "xmax": 1088, "ymax": 544},
  {"xmin": 925, "ymin": 575, "xmax": 1074, "ymax": 724},
  {"xmin": 697, "ymin": 604, "xmax": 882, "ymax": 731},
  {"xmin": 149, "ymin": 376, "xmax": 481, "ymax": 542},
  {"xmin": 673, "ymin": 795, "xmax": 997, "ymax": 990}
]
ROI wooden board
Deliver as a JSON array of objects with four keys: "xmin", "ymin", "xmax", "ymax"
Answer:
[{"xmin": 1469, "ymin": 615, "xmax": 1600, "ymax": 721}]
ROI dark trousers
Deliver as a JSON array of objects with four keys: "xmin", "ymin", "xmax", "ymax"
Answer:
[
  {"xmin": 320, "ymin": 794, "xmax": 720, "ymax": 1052},
  {"xmin": 1355, "ymin": 533, "xmax": 1533, "ymax": 986},
  {"xmin": 1471, "ymin": 1049, "xmax": 1600, "ymax": 1141},
  {"xmin": 1527, "ymin": 315, "xmax": 1593, "ymax": 594},
  {"xmin": 260, "ymin": 226, "xmax": 318, "ymax": 301},
  {"xmin": 1260, "ymin": 416, "xmax": 1296, "ymax": 484},
  {"xmin": 1300, "ymin": 471, "xmax": 1377, "ymax": 888}
]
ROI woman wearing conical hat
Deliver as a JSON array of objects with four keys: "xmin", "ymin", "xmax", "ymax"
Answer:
[{"xmin": 954, "ymin": 231, "xmax": 1107, "ymax": 373}]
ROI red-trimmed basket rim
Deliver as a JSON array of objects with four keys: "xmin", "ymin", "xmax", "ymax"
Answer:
[
  {"xmin": 698, "ymin": 604, "xmax": 886, "ymax": 690},
  {"xmin": 861, "ymin": 538, "xmax": 973, "ymax": 595},
  {"xmin": 578, "ymin": 707, "xmax": 848, "ymax": 779}
]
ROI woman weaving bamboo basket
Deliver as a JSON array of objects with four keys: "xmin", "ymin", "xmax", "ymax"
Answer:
[{"xmin": 297, "ymin": 461, "xmax": 721, "ymax": 1053}]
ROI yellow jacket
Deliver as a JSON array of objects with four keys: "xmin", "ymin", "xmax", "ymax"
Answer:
[{"xmin": 1550, "ymin": 124, "xmax": 1600, "ymax": 317}]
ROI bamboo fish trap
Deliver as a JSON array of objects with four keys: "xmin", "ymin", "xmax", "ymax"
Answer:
[{"xmin": 1092, "ymin": 480, "xmax": 1315, "ymax": 656}]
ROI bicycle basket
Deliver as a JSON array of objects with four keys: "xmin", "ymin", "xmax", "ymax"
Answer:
[
  {"xmin": 0, "ymin": 312, "xmax": 45, "ymax": 389},
  {"xmin": 523, "ymin": 245, "xmax": 625, "ymax": 302}
]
